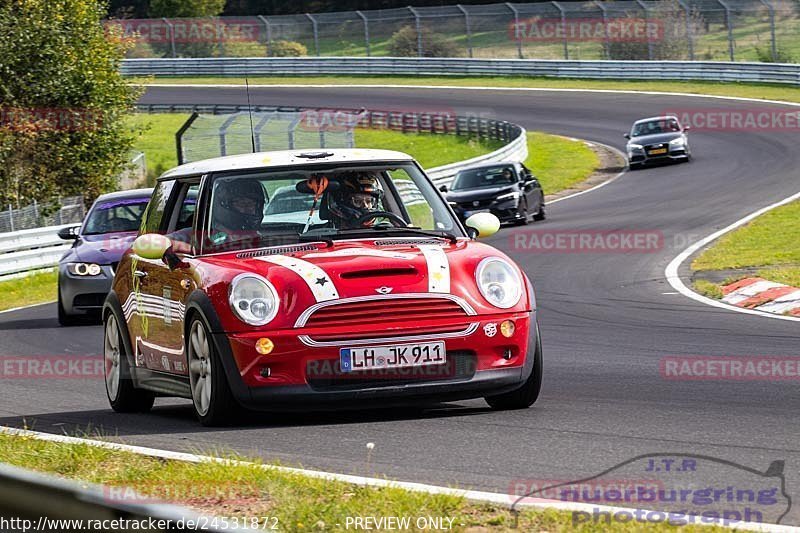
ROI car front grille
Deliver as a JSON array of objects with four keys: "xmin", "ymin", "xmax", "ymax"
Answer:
[
  {"xmin": 458, "ymin": 198, "xmax": 494, "ymax": 209},
  {"xmin": 299, "ymin": 295, "xmax": 474, "ymax": 343},
  {"xmin": 304, "ymin": 297, "xmax": 468, "ymax": 328},
  {"xmin": 305, "ymin": 350, "xmax": 477, "ymax": 391}
]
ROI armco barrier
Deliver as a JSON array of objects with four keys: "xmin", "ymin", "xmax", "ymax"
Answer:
[
  {"xmin": 0, "ymin": 461, "xmax": 220, "ymax": 531},
  {"xmin": 123, "ymin": 57, "xmax": 800, "ymax": 85},
  {"xmin": 0, "ymin": 225, "xmax": 74, "ymax": 278}
]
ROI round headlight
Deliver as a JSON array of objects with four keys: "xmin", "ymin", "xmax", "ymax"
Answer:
[
  {"xmin": 229, "ymin": 274, "xmax": 279, "ymax": 326},
  {"xmin": 475, "ymin": 258, "xmax": 522, "ymax": 309}
]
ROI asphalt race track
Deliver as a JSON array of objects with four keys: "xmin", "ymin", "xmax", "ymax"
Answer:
[{"xmin": 2, "ymin": 86, "xmax": 800, "ymax": 524}]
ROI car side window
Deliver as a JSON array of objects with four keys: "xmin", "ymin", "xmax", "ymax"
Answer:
[{"xmin": 141, "ymin": 180, "xmax": 176, "ymax": 234}]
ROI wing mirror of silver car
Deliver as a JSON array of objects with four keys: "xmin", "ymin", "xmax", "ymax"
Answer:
[{"xmin": 623, "ymin": 133, "xmax": 631, "ymax": 139}]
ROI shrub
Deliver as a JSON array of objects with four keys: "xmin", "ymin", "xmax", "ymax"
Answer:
[
  {"xmin": 269, "ymin": 40, "xmax": 308, "ymax": 57},
  {"xmin": 388, "ymin": 25, "xmax": 461, "ymax": 58},
  {"xmin": 755, "ymin": 44, "xmax": 793, "ymax": 63}
]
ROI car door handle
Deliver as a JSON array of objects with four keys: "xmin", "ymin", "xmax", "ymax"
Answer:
[{"xmin": 133, "ymin": 270, "xmax": 148, "ymax": 278}]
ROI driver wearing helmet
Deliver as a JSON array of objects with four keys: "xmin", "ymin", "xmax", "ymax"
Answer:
[
  {"xmin": 327, "ymin": 171, "xmax": 385, "ymax": 229},
  {"xmin": 208, "ymin": 179, "xmax": 265, "ymax": 246}
]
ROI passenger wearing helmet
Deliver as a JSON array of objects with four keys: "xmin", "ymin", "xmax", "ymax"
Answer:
[
  {"xmin": 327, "ymin": 171, "xmax": 385, "ymax": 229},
  {"xmin": 209, "ymin": 179, "xmax": 266, "ymax": 245}
]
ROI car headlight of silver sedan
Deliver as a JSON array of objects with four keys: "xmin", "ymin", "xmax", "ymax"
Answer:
[
  {"xmin": 628, "ymin": 143, "xmax": 644, "ymax": 152},
  {"xmin": 476, "ymin": 257, "xmax": 523, "ymax": 309},
  {"xmin": 67, "ymin": 263, "xmax": 103, "ymax": 276},
  {"xmin": 669, "ymin": 137, "xmax": 685, "ymax": 146},
  {"xmin": 229, "ymin": 273, "xmax": 279, "ymax": 326}
]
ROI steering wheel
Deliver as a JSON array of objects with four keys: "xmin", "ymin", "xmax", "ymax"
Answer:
[
  {"xmin": 105, "ymin": 217, "xmax": 132, "ymax": 231},
  {"xmin": 355, "ymin": 211, "xmax": 408, "ymax": 227}
]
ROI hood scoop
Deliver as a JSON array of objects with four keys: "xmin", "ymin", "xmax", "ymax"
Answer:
[
  {"xmin": 237, "ymin": 244, "xmax": 317, "ymax": 259},
  {"xmin": 340, "ymin": 266, "xmax": 417, "ymax": 279},
  {"xmin": 374, "ymin": 239, "xmax": 443, "ymax": 246}
]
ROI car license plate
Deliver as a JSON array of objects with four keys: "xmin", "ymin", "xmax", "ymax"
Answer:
[
  {"xmin": 648, "ymin": 148, "xmax": 668, "ymax": 155},
  {"xmin": 340, "ymin": 341, "xmax": 446, "ymax": 373}
]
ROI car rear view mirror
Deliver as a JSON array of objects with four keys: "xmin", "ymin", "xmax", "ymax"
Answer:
[
  {"xmin": 623, "ymin": 133, "xmax": 631, "ymax": 139},
  {"xmin": 57, "ymin": 225, "xmax": 80, "ymax": 240},
  {"xmin": 439, "ymin": 185, "xmax": 448, "ymax": 193},
  {"xmin": 465, "ymin": 212, "xmax": 500, "ymax": 239},
  {"xmin": 132, "ymin": 233, "xmax": 172, "ymax": 261},
  {"xmin": 683, "ymin": 126, "xmax": 691, "ymax": 131}
]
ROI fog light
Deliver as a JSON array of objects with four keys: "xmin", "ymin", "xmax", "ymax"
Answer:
[
  {"xmin": 500, "ymin": 320, "xmax": 515, "ymax": 338},
  {"xmin": 260, "ymin": 366, "xmax": 271, "ymax": 378},
  {"xmin": 255, "ymin": 337, "xmax": 274, "ymax": 355},
  {"xmin": 503, "ymin": 349, "xmax": 513, "ymax": 360}
]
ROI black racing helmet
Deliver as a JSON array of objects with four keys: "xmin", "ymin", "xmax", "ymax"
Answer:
[
  {"xmin": 213, "ymin": 179, "xmax": 265, "ymax": 231},
  {"xmin": 327, "ymin": 171, "xmax": 384, "ymax": 228}
]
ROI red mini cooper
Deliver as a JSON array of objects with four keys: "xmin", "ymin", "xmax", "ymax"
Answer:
[{"xmin": 103, "ymin": 149, "xmax": 542, "ymax": 425}]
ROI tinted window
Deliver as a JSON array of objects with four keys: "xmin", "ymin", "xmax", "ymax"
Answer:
[
  {"xmin": 451, "ymin": 166, "xmax": 516, "ymax": 190},
  {"xmin": 632, "ymin": 119, "xmax": 681, "ymax": 136},
  {"xmin": 83, "ymin": 198, "xmax": 149, "ymax": 235}
]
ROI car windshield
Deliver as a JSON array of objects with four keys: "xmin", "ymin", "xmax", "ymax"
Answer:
[
  {"xmin": 201, "ymin": 163, "xmax": 464, "ymax": 254},
  {"xmin": 451, "ymin": 165, "xmax": 516, "ymax": 191},
  {"xmin": 82, "ymin": 198, "xmax": 149, "ymax": 235},
  {"xmin": 632, "ymin": 119, "xmax": 681, "ymax": 137}
]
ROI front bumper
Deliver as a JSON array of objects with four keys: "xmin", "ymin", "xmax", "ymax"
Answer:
[
  {"xmin": 214, "ymin": 312, "xmax": 534, "ymax": 409},
  {"xmin": 58, "ymin": 264, "xmax": 114, "ymax": 315},
  {"xmin": 629, "ymin": 145, "xmax": 689, "ymax": 165}
]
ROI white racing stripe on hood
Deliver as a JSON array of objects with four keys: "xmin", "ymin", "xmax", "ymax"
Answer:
[
  {"xmin": 258, "ymin": 255, "xmax": 339, "ymax": 302},
  {"xmin": 418, "ymin": 245, "xmax": 450, "ymax": 293}
]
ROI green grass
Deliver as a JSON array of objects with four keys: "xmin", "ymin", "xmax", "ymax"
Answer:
[
  {"xmin": 692, "ymin": 201, "xmax": 800, "ymax": 271},
  {"xmin": 523, "ymin": 132, "xmax": 599, "ymax": 194},
  {"xmin": 134, "ymin": 75, "xmax": 800, "ymax": 104},
  {"xmin": 757, "ymin": 266, "xmax": 800, "ymax": 288},
  {"xmin": 693, "ymin": 279, "xmax": 724, "ymax": 299},
  {"xmin": 692, "ymin": 200, "xmax": 800, "ymax": 293},
  {"xmin": 0, "ymin": 433, "xmax": 725, "ymax": 532},
  {"xmin": 0, "ymin": 270, "xmax": 57, "ymax": 312},
  {"xmin": 126, "ymin": 113, "xmax": 190, "ymax": 182},
  {"xmin": 354, "ymin": 128, "xmax": 504, "ymax": 169}
]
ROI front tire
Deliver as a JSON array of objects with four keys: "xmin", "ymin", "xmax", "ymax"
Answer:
[
  {"xmin": 515, "ymin": 200, "xmax": 529, "ymax": 226},
  {"xmin": 485, "ymin": 322, "xmax": 543, "ymax": 410},
  {"xmin": 188, "ymin": 318, "xmax": 239, "ymax": 426},
  {"xmin": 533, "ymin": 197, "xmax": 546, "ymax": 221},
  {"xmin": 104, "ymin": 313, "xmax": 154, "ymax": 413}
]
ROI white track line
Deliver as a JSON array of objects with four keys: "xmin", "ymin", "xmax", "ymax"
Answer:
[
  {"xmin": 665, "ymin": 189, "xmax": 800, "ymax": 323},
  {"xmin": 0, "ymin": 301, "xmax": 55, "ymax": 315},
  {"xmin": 1, "ymin": 426, "xmax": 795, "ymax": 532},
  {"xmin": 548, "ymin": 141, "xmax": 628, "ymax": 205}
]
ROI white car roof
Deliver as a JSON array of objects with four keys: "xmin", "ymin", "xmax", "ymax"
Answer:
[{"xmin": 160, "ymin": 149, "xmax": 415, "ymax": 180}]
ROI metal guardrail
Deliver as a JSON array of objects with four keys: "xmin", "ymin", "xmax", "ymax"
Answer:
[
  {"xmin": 0, "ymin": 461, "xmax": 222, "ymax": 531},
  {"xmin": 0, "ymin": 225, "xmax": 73, "ymax": 278},
  {"xmin": 123, "ymin": 57, "xmax": 800, "ymax": 85}
]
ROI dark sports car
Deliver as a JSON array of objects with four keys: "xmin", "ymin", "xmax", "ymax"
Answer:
[
  {"xmin": 625, "ymin": 115, "xmax": 691, "ymax": 169},
  {"xmin": 442, "ymin": 162, "xmax": 545, "ymax": 225},
  {"xmin": 57, "ymin": 188, "xmax": 153, "ymax": 325}
]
